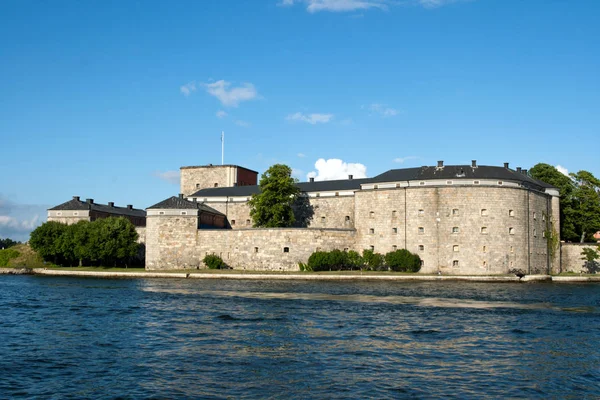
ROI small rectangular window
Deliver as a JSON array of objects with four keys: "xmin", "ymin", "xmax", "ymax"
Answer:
[
  {"xmin": 392, "ymin": 245, "xmax": 397, "ymax": 251},
  {"xmin": 473, "ymin": 180, "xmax": 480, "ymax": 185},
  {"xmin": 246, "ymin": 219, "xmax": 251, "ymax": 225},
  {"xmin": 453, "ymin": 245, "xmax": 459, "ymax": 252},
  {"xmin": 542, "ymin": 214, "xmax": 546, "ymax": 222},
  {"xmin": 452, "ymin": 227, "xmax": 459, "ymax": 234},
  {"xmin": 498, "ymin": 181, "xmax": 503, "ymax": 186},
  {"xmin": 543, "ymin": 231, "xmax": 546, "ymax": 238},
  {"xmin": 418, "ymin": 209, "xmax": 424, "ymax": 216},
  {"xmin": 335, "ymin": 192, "xmax": 339, "ymax": 196},
  {"xmin": 509, "ymin": 227, "xmax": 515, "ymax": 235},
  {"xmin": 481, "ymin": 227, "xmax": 488, "ymax": 234},
  {"xmin": 510, "ymin": 246, "xmax": 514, "ymax": 253},
  {"xmin": 418, "ymin": 245, "xmax": 424, "ymax": 251},
  {"xmin": 214, "ymin": 183, "xmax": 219, "ymax": 187},
  {"xmin": 453, "ymin": 260, "xmax": 459, "ymax": 267},
  {"xmin": 452, "ymin": 209, "xmax": 459, "ymax": 216},
  {"xmin": 370, "ymin": 245, "xmax": 375, "ymax": 251},
  {"xmin": 419, "ymin": 181, "xmax": 426, "ymax": 186},
  {"xmin": 392, "ymin": 228, "xmax": 398, "ymax": 234},
  {"xmin": 509, "ymin": 209, "xmax": 515, "ymax": 217},
  {"xmin": 418, "ymin": 227, "xmax": 424, "ymax": 234},
  {"xmin": 369, "ymin": 211, "xmax": 375, "ymax": 218},
  {"xmin": 481, "ymin": 209, "xmax": 488, "ymax": 216},
  {"xmin": 533, "ymin": 228, "xmax": 537, "ymax": 237},
  {"xmin": 159, "ymin": 211, "xmax": 165, "ymax": 215},
  {"xmin": 392, "ymin": 210, "xmax": 397, "ymax": 218},
  {"xmin": 254, "ymin": 247, "xmax": 259, "ymax": 253},
  {"xmin": 321, "ymin": 216, "xmax": 326, "ymax": 224},
  {"xmin": 483, "ymin": 245, "xmax": 487, "ymax": 252},
  {"xmin": 181, "ymin": 211, "xmax": 187, "ymax": 215},
  {"xmin": 231, "ymin": 219, "xmax": 235, "ymax": 225},
  {"xmin": 533, "ymin": 212, "xmax": 537, "ymax": 220},
  {"xmin": 446, "ymin": 180, "xmax": 453, "ymax": 185},
  {"xmin": 369, "ymin": 228, "xmax": 375, "ymax": 234},
  {"xmin": 283, "ymin": 247, "xmax": 289, "ymax": 253},
  {"xmin": 196, "ymin": 183, "xmax": 201, "ymax": 189}
]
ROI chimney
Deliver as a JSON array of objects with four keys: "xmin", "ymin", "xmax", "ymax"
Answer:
[
  {"xmin": 127, "ymin": 204, "xmax": 133, "ymax": 210},
  {"xmin": 108, "ymin": 202, "xmax": 114, "ymax": 208},
  {"xmin": 437, "ymin": 160, "xmax": 444, "ymax": 168},
  {"xmin": 309, "ymin": 177, "xmax": 315, "ymax": 183},
  {"xmin": 504, "ymin": 162, "xmax": 509, "ymax": 169},
  {"xmin": 178, "ymin": 193, "xmax": 184, "ymax": 199},
  {"xmin": 86, "ymin": 198, "xmax": 94, "ymax": 204},
  {"xmin": 73, "ymin": 196, "xmax": 80, "ymax": 201},
  {"xmin": 471, "ymin": 160, "xmax": 477, "ymax": 168},
  {"xmin": 522, "ymin": 169, "xmax": 528, "ymax": 175},
  {"xmin": 517, "ymin": 167, "xmax": 522, "ymax": 173},
  {"xmin": 348, "ymin": 175, "xmax": 353, "ymax": 180}
]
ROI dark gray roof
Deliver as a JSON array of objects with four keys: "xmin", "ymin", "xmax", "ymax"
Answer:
[
  {"xmin": 49, "ymin": 197, "xmax": 146, "ymax": 217},
  {"xmin": 188, "ymin": 164, "xmax": 556, "ymax": 198},
  {"xmin": 147, "ymin": 196, "xmax": 225, "ymax": 215},
  {"xmin": 370, "ymin": 165, "xmax": 555, "ymax": 191},
  {"xmin": 190, "ymin": 178, "xmax": 370, "ymax": 198}
]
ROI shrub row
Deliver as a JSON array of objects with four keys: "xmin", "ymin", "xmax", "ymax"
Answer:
[
  {"xmin": 305, "ymin": 249, "xmax": 421, "ymax": 272},
  {"xmin": 29, "ymin": 219, "xmax": 141, "ymax": 267},
  {"xmin": 203, "ymin": 254, "xmax": 229, "ymax": 269},
  {"xmin": 0, "ymin": 248, "xmax": 20, "ymax": 267}
]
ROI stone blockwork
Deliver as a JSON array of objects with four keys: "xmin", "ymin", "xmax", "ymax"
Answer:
[
  {"xmin": 180, "ymin": 165, "xmax": 257, "ymax": 196},
  {"xmin": 353, "ymin": 186, "xmax": 551, "ymax": 275},
  {"xmin": 146, "ymin": 213, "xmax": 355, "ymax": 271},
  {"xmin": 561, "ymin": 243, "xmax": 600, "ymax": 273},
  {"xmin": 48, "ymin": 210, "xmax": 90, "ymax": 225}
]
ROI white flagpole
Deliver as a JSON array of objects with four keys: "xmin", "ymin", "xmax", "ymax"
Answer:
[{"xmin": 221, "ymin": 131, "xmax": 224, "ymax": 165}]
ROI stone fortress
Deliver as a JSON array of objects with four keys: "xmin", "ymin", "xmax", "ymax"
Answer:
[{"xmin": 141, "ymin": 160, "xmax": 563, "ymax": 274}]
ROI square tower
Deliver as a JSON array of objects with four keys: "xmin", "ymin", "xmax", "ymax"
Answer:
[{"xmin": 180, "ymin": 164, "xmax": 258, "ymax": 196}]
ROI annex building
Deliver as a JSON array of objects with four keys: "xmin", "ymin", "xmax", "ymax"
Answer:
[{"xmin": 143, "ymin": 161, "xmax": 561, "ymax": 274}]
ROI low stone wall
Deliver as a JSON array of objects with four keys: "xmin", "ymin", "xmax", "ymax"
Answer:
[{"xmin": 561, "ymin": 243, "xmax": 599, "ymax": 273}]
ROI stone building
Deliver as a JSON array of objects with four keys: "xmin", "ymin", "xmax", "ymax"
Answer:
[
  {"xmin": 48, "ymin": 196, "xmax": 146, "ymax": 227},
  {"xmin": 145, "ymin": 161, "xmax": 561, "ymax": 274}
]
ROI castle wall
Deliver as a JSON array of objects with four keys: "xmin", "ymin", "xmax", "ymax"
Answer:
[
  {"xmin": 354, "ymin": 186, "xmax": 551, "ymax": 275},
  {"xmin": 309, "ymin": 196, "xmax": 355, "ymax": 229},
  {"xmin": 180, "ymin": 165, "xmax": 258, "ymax": 196},
  {"xmin": 560, "ymin": 243, "xmax": 600, "ymax": 273}
]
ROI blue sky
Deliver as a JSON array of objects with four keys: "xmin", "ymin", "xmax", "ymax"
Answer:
[{"xmin": 1, "ymin": 0, "xmax": 599, "ymax": 241}]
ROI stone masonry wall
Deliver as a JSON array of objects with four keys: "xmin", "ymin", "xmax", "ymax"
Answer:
[
  {"xmin": 181, "ymin": 166, "xmax": 235, "ymax": 196},
  {"xmin": 561, "ymin": 243, "xmax": 600, "ymax": 273},
  {"xmin": 196, "ymin": 228, "xmax": 356, "ymax": 271},
  {"xmin": 354, "ymin": 186, "xmax": 551, "ymax": 275}
]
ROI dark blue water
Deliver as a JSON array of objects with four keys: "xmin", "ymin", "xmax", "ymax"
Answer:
[{"xmin": 0, "ymin": 276, "xmax": 598, "ymax": 399}]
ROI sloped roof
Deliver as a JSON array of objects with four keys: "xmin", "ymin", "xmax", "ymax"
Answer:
[
  {"xmin": 49, "ymin": 197, "xmax": 146, "ymax": 217},
  {"xmin": 370, "ymin": 165, "xmax": 555, "ymax": 190},
  {"xmin": 147, "ymin": 196, "xmax": 225, "ymax": 215},
  {"xmin": 187, "ymin": 164, "xmax": 555, "ymax": 199}
]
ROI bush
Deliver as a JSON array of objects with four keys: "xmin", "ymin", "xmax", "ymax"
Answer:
[
  {"xmin": 307, "ymin": 251, "xmax": 331, "ymax": 271},
  {"xmin": 0, "ymin": 248, "xmax": 20, "ymax": 267},
  {"xmin": 385, "ymin": 249, "xmax": 421, "ymax": 272},
  {"xmin": 347, "ymin": 250, "xmax": 363, "ymax": 269},
  {"xmin": 362, "ymin": 249, "xmax": 385, "ymax": 270},
  {"xmin": 203, "ymin": 254, "xmax": 227, "ymax": 269}
]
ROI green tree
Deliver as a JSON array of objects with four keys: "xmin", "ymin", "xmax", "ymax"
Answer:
[
  {"xmin": 248, "ymin": 164, "xmax": 300, "ymax": 227},
  {"xmin": 530, "ymin": 164, "xmax": 600, "ymax": 242},
  {"xmin": 580, "ymin": 246, "xmax": 599, "ymax": 273},
  {"xmin": 29, "ymin": 221, "xmax": 69, "ymax": 264},
  {"xmin": 93, "ymin": 217, "xmax": 139, "ymax": 266},
  {"xmin": 0, "ymin": 238, "xmax": 20, "ymax": 249},
  {"xmin": 570, "ymin": 171, "xmax": 600, "ymax": 243},
  {"xmin": 385, "ymin": 249, "xmax": 422, "ymax": 272}
]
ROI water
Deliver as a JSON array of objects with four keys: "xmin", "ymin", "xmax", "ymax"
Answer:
[{"xmin": 0, "ymin": 276, "xmax": 598, "ymax": 399}]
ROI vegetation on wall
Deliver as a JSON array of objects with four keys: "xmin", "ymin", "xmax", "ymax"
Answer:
[
  {"xmin": 580, "ymin": 246, "xmax": 599, "ymax": 273},
  {"xmin": 305, "ymin": 249, "xmax": 421, "ymax": 272},
  {"xmin": 530, "ymin": 164, "xmax": 600, "ymax": 242},
  {"xmin": 248, "ymin": 164, "xmax": 300, "ymax": 228},
  {"xmin": 29, "ymin": 218, "xmax": 140, "ymax": 267}
]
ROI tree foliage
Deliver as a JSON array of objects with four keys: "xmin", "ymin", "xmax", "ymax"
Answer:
[
  {"xmin": 248, "ymin": 164, "xmax": 300, "ymax": 228},
  {"xmin": 306, "ymin": 248, "xmax": 421, "ymax": 272},
  {"xmin": 530, "ymin": 164, "xmax": 600, "ymax": 242},
  {"xmin": 0, "ymin": 237, "xmax": 20, "ymax": 249},
  {"xmin": 29, "ymin": 218, "xmax": 140, "ymax": 267},
  {"xmin": 0, "ymin": 248, "xmax": 20, "ymax": 267},
  {"xmin": 203, "ymin": 254, "xmax": 227, "ymax": 269}
]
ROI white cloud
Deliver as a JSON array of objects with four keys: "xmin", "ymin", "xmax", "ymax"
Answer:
[
  {"xmin": 280, "ymin": 0, "xmax": 389, "ymax": 12},
  {"xmin": 0, "ymin": 195, "xmax": 47, "ymax": 242},
  {"xmin": 216, "ymin": 110, "xmax": 227, "ymax": 119},
  {"xmin": 366, "ymin": 103, "xmax": 399, "ymax": 117},
  {"xmin": 556, "ymin": 165, "xmax": 569, "ymax": 177},
  {"xmin": 204, "ymin": 80, "xmax": 258, "ymax": 107},
  {"xmin": 153, "ymin": 170, "xmax": 180, "ymax": 185},
  {"xmin": 393, "ymin": 156, "xmax": 418, "ymax": 164},
  {"xmin": 286, "ymin": 112, "xmax": 333, "ymax": 124},
  {"xmin": 297, "ymin": 153, "xmax": 306, "ymax": 158},
  {"xmin": 180, "ymin": 81, "xmax": 197, "ymax": 96},
  {"xmin": 279, "ymin": 0, "xmax": 469, "ymax": 12},
  {"xmin": 235, "ymin": 120, "xmax": 251, "ymax": 128},
  {"xmin": 307, "ymin": 158, "xmax": 367, "ymax": 181}
]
